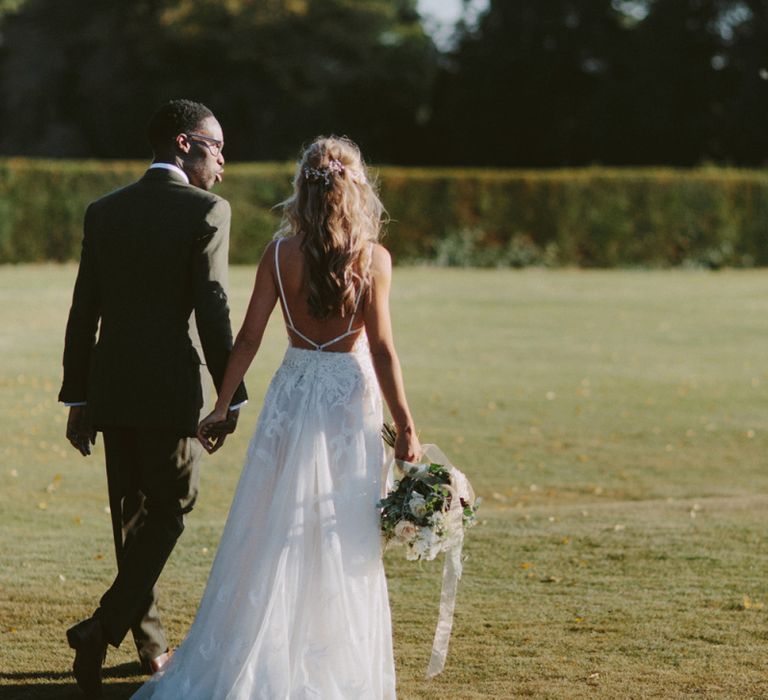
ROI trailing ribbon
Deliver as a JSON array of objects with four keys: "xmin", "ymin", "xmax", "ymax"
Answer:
[
  {"xmin": 426, "ymin": 522, "xmax": 463, "ymax": 677},
  {"xmin": 390, "ymin": 443, "xmax": 474, "ymax": 678}
]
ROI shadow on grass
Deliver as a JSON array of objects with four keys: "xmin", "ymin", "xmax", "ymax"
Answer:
[{"xmin": 0, "ymin": 664, "xmax": 144, "ymax": 699}]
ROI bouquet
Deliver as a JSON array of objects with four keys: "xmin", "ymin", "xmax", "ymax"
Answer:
[
  {"xmin": 377, "ymin": 423, "xmax": 480, "ymax": 678},
  {"xmin": 378, "ymin": 424, "xmax": 479, "ymax": 561}
]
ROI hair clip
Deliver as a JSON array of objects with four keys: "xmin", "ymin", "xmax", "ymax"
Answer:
[{"xmin": 302, "ymin": 158, "xmax": 365, "ymax": 187}]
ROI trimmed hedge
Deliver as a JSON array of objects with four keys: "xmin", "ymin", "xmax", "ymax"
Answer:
[{"xmin": 1, "ymin": 158, "xmax": 767, "ymax": 267}]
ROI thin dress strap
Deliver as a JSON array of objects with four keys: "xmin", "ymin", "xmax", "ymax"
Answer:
[
  {"xmin": 274, "ymin": 238, "xmax": 295, "ymax": 329},
  {"xmin": 275, "ymin": 237, "xmax": 367, "ymax": 351}
]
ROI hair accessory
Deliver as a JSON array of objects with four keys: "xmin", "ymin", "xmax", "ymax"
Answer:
[
  {"xmin": 303, "ymin": 158, "xmax": 343, "ymax": 186},
  {"xmin": 302, "ymin": 158, "xmax": 368, "ymax": 186}
]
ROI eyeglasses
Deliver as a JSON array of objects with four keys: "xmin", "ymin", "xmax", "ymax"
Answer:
[{"xmin": 186, "ymin": 132, "xmax": 224, "ymax": 156}]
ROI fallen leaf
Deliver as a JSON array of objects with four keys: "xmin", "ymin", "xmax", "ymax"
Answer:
[{"xmin": 741, "ymin": 595, "xmax": 764, "ymax": 611}]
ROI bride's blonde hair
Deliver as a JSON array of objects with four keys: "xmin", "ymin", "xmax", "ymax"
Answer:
[{"xmin": 276, "ymin": 136, "xmax": 385, "ymax": 319}]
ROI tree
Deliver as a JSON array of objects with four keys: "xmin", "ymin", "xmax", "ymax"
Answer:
[
  {"xmin": 429, "ymin": 0, "xmax": 767, "ymax": 166},
  {"xmin": 0, "ymin": 0, "xmax": 437, "ymax": 161},
  {"xmin": 718, "ymin": 1, "xmax": 768, "ymax": 164},
  {"xmin": 427, "ymin": 0, "xmax": 628, "ymax": 166}
]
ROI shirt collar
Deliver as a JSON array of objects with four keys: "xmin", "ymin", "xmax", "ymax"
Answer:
[{"xmin": 148, "ymin": 162, "xmax": 189, "ymax": 184}]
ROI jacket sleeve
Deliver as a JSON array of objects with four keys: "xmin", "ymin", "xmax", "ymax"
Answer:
[
  {"xmin": 192, "ymin": 198, "xmax": 248, "ymax": 406},
  {"xmin": 58, "ymin": 204, "xmax": 101, "ymax": 404}
]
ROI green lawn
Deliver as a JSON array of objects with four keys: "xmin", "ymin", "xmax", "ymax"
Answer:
[{"xmin": 1, "ymin": 265, "xmax": 767, "ymax": 699}]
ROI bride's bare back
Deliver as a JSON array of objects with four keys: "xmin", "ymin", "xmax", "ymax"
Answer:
[{"xmin": 273, "ymin": 234, "xmax": 366, "ymax": 354}]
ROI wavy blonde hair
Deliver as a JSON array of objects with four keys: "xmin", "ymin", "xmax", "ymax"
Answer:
[{"xmin": 276, "ymin": 136, "xmax": 385, "ymax": 319}]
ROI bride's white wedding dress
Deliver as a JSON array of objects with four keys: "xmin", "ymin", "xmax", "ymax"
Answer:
[{"xmin": 132, "ymin": 241, "xmax": 396, "ymax": 699}]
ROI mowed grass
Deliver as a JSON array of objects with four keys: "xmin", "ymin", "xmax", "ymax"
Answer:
[{"xmin": 1, "ymin": 265, "xmax": 768, "ymax": 699}]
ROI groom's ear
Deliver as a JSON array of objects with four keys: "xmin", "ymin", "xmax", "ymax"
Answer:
[{"xmin": 175, "ymin": 133, "xmax": 192, "ymax": 154}]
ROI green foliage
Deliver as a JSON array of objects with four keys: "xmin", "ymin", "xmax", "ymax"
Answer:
[
  {"xmin": 431, "ymin": 0, "xmax": 768, "ymax": 167},
  {"xmin": 0, "ymin": 0, "xmax": 435, "ymax": 162},
  {"xmin": 2, "ymin": 159, "xmax": 768, "ymax": 267},
  {"xmin": 2, "ymin": 1, "xmax": 768, "ymax": 168},
  {"xmin": 0, "ymin": 159, "xmax": 145, "ymax": 262}
]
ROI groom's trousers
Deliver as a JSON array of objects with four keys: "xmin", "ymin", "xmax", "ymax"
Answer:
[{"xmin": 95, "ymin": 427, "xmax": 201, "ymax": 659}]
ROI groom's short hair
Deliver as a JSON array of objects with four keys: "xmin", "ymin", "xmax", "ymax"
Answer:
[{"xmin": 147, "ymin": 99, "xmax": 214, "ymax": 153}]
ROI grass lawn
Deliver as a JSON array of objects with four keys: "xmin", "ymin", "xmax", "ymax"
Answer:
[{"xmin": 1, "ymin": 265, "xmax": 767, "ymax": 699}]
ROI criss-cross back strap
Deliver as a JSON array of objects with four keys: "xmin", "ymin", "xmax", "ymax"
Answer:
[{"xmin": 275, "ymin": 238, "xmax": 366, "ymax": 351}]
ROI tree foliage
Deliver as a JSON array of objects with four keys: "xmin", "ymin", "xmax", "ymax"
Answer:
[
  {"xmin": 0, "ymin": 0, "xmax": 766, "ymax": 165},
  {"xmin": 431, "ymin": 0, "xmax": 768, "ymax": 166},
  {"xmin": 0, "ymin": 0, "xmax": 435, "ymax": 162}
]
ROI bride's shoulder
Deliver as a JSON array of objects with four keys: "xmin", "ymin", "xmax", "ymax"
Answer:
[
  {"xmin": 262, "ymin": 235, "xmax": 301, "ymax": 262},
  {"xmin": 369, "ymin": 243, "xmax": 392, "ymax": 275}
]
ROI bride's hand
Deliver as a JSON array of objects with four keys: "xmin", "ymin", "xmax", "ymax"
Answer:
[
  {"xmin": 394, "ymin": 425, "xmax": 421, "ymax": 463},
  {"xmin": 197, "ymin": 408, "xmax": 229, "ymax": 454}
]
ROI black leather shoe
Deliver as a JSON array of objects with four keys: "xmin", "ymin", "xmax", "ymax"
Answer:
[{"xmin": 66, "ymin": 617, "xmax": 107, "ymax": 698}]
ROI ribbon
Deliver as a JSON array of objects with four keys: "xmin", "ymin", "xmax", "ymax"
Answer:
[
  {"xmin": 426, "ymin": 520, "xmax": 463, "ymax": 677},
  {"xmin": 389, "ymin": 443, "xmax": 474, "ymax": 678}
]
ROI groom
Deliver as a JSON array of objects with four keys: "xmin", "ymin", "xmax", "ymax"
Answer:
[{"xmin": 59, "ymin": 99, "xmax": 247, "ymax": 698}]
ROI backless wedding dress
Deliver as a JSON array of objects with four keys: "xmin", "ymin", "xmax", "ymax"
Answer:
[{"xmin": 132, "ymin": 239, "xmax": 396, "ymax": 699}]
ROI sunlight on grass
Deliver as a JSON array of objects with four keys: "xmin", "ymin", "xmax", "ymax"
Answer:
[{"xmin": 1, "ymin": 265, "xmax": 767, "ymax": 698}]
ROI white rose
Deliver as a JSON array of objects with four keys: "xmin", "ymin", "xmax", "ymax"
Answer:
[
  {"xmin": 408, "ymin": 493, "xmax": 428, "ymax": 519},
  {"xmin": 420, "ymin": 528, "xmax": 443, "ymax": 560},
  {"xmin": 394, "ymin": 520, "xmax": 418, "ymax": 543},
  {"xmin": 411, "ymin": 527, "xmax": 442, "ymax": 561},
  {"xmin": 430, "ymin": 511, "xmax": 445, "ymax": 531}
]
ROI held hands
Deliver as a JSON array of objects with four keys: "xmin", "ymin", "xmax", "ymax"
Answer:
[
  {"xmin": 66, "ymin": 406, "xmax": 96, "ymax": 457},
  {"xmin": 197, "ymin": 408, "xmax": 239, "ymax": 454}
]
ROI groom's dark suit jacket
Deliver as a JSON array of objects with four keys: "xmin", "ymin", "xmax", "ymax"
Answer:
[{"xmin": 59, "ymin": 167, "xmax": 247, "ymax": 435}]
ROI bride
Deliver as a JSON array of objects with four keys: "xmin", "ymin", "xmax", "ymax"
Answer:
[{"xmin": 131, "ymin": 136, "xmax": 420, "ymax": 699}]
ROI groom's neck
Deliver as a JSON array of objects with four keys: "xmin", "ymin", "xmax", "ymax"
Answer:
[{"xmin": 152, "ymin": 154, "xmax": 184, "ymax": 169}]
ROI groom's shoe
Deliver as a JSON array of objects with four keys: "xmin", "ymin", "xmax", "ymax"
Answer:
[{"xmin": 66, "ymin": 617, "xmax": 107, "ymax": 698}]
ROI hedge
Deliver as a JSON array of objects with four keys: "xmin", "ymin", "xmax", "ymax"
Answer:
[{"xmin": 1, "ymin": 158, "xmax": 767, "ymax": 267}]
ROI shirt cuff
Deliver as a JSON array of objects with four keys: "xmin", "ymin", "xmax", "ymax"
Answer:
[
  {"xmin": 229, "ymin": 400, "xmax": 247, "ymax": 411},
  {"xmin": 64, "ymin": 402, "xmax": 87, "ymax": 407}
]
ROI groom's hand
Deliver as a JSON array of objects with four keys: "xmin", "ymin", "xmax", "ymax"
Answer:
[
  {"xmin": 197, "ymin": 409, "xmax": 239, "ymax": 454},
  {"xmin": 66, "ymin": 406, "xmax": 96, "ymax": 457}
]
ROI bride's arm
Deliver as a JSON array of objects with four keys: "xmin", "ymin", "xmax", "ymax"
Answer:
[
  {"xmin": 364, "ymin": 245, "xmax": 421, "ymax": 462},
  {"xmin": 198, "ymin": 242, "xmax": 278, "ymax": 446}
]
